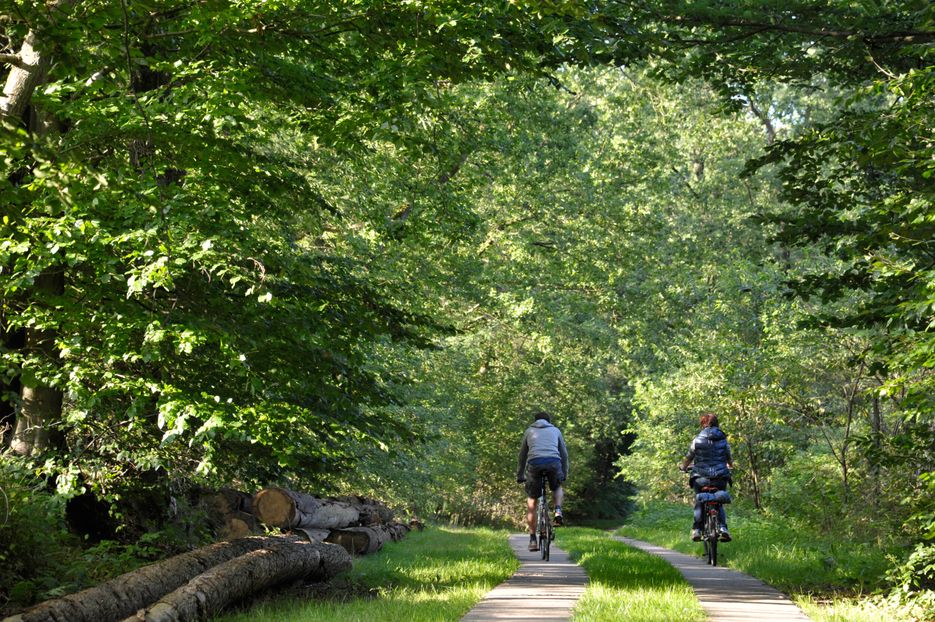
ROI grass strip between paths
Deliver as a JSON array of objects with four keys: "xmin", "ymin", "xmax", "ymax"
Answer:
[
  {"xmin": 215, "ymin": 527, "xmax": 518, "ymax": 622},
  {"xmin": 559, "ymin": 527, "xmax": 705, "ymax": 622}
]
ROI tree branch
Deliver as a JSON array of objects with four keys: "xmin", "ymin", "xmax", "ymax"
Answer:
[
  {"xmin": 666, "ymin": 15, "xmax": 935, "ymax": 44},
  {"xmin": 0, "ymin": 53, "xmax": 27, "ymax": 70}
]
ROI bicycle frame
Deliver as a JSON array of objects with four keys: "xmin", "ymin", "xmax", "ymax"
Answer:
[
  {"xmin": 699, "ymin": 486, "xmax": 722, "ymax": 566},
  {"xmin": 536, "ymin": 478, "xmax": 553, "ymax": 561}
]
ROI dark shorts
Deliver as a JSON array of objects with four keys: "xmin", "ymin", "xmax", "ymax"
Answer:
[{"xmin": 525, "ymin": 461, "xmax": 563, "ymax": 498}]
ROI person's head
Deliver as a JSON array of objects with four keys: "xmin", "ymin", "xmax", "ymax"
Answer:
[
  {"xmin": 699, "ymin": 413, "xmax": 719, "ymax": 428},
  {"xmin": 533, "ymin": 411, "xmax": 552, "ymax": 423}
]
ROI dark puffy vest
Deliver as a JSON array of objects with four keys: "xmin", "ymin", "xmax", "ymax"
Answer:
[{"xmin": 691, "ymin": 427, "xmax": 730, "ymax": 479}]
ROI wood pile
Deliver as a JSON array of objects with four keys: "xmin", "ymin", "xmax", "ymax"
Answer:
[{"xmin": 4, "ymin": 489, "xmax": 415, "ymax": 622}]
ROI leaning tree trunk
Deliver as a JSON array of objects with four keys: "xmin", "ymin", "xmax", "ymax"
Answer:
[
  {"xmin": 2, "ymin": 536, "xmax": 294, "ymax": 622},
  {"xmin": 252, "ymin": 487, "xmax": 360, "ymax": 530},
  {"xmin": 0, "ymin": 31, "xmax": 50, "ymax": 121},
  {"xmin": 122, "ymin": 539, "xmax": 352, "ymax": 622}
]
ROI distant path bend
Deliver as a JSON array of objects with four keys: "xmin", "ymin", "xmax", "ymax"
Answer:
[
  {"xmin": 614, "ymin": 535, "xmax": 812, "ymax": 621},
  {"xmin": 459, "ymin": 533, "xmax": 588, "ymax": 622}
]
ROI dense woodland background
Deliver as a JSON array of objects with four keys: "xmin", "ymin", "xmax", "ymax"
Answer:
[{"xmin": 1, "ymin": 0, "xmax": 933, "ymax": 616}]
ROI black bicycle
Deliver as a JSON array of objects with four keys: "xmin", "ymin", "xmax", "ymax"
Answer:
[
  {"xmin": 698, "ymin": 484, "xmax": 723, "ymax": 566},
  {"xmin": 536, "ymin": 477, "xmax": 554, "ymax": 561}
]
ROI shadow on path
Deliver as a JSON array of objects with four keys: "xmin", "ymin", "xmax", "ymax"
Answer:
[
  {"xmin": 460, "ymin": 534, "xmax": 588, "ymax": 622},
  {"xmin": 615, "ymin": 536, "xmax": 812, "ymax": 621}
]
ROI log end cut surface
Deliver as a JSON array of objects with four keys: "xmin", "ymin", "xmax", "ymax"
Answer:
[{"xmin": 252, "ymin": 488, "xmax": 296, "ymax": 528}]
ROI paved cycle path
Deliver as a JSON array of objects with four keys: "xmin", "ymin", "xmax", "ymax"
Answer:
[
  {"xmin": 460, "ymin": 533, "xmax": 588, "ymax": 622},
  {"xmin": 614, "ymin": 535, "xmax": 812, "ymax": 621}
]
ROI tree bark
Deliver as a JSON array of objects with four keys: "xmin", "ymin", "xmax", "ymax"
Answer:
[
  {"xmin": 252, "ymin": 487, "xmax": 360, "ymax": 530},
  {"xmin": 122, "ymin": 539, "xmax": 351, "ymax": 622},
  {"xmin": 2, "ymin": 4, "xmax": 72, "ymax": 454},
  {"xmin": 9, "ymin": 269, "xmax": 65, "ymax": 456},
  {"xmin": 0, "ymin": 31, "xmax": 50, "ymax": 122},
  {"xmin": 3, "ymin": 536, "xmax": 293, "ymax": 622}
]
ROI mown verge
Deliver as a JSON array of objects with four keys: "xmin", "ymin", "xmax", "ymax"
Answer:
[
  {"xmin": 213, "ymin": 527, "xmax": 517, "ymax": 622},
  {"xmin": 559, "ymin": 527, "xmax": 704, "ymax": 622}
]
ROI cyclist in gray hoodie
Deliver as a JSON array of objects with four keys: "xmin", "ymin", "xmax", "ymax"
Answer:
[{"xmin": 516, "ymin": 411, "xmax": 569, "ymax": 551}]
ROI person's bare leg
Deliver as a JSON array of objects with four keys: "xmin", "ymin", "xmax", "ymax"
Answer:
[
  {"xmin": 526, "ymin": 497, "xmax": 537, "ymax": 533},
  {"xmin": 554, "ymin": 486, "xmax": 564, "ymax": 509}
]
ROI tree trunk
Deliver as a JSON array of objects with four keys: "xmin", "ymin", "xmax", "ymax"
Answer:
[
  {"xmin": 745, "ymin": 439, "xmax": 762, "ymax": 510},
  {"xmin": 3, "ymin": 7, "xmax": 70, "ymax": 454},
  {"xmin": 0, "ymin": 31, "xmax": 50, "ymax": 122},
  {"xmin": 252, "ymin": 488, "xmax": 360, "ymax": 530},
  {"xmin": 122, "ymin": 539, "xmax": 351, "ymax": 622},
  {"xmin": 9, "ymin": 269, "xmax": 65, "ymax": 456},
  {"xmin": 3, "ymin": 536, "xmax": 294, "ymax": 622},
  {"xmin": 871, "ymin": 394, "xmax": 883, "ymax": 504}
]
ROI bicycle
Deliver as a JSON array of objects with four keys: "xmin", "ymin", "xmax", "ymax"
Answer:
[
  {"xmin": 698, "ymin": 484, "xmax": 723, "ymax": 566},
  {"xmin": 681, "ymin": 466, "xmax": 731, "ymax": 567},
  {"xmin": 536, "ymin": 477, "xmax": 554, "ymax": 561}
]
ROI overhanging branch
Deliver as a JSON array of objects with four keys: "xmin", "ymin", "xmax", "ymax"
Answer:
[{"xmin": 0, "ymin": 53, "xmax": 27, "ymax": 70}]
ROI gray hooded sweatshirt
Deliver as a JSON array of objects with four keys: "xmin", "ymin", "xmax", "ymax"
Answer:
[{"xmin": 516, "ymin": 419, "xmax": 569, "ymax": 481}]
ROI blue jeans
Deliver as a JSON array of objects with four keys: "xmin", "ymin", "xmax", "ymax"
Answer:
[{"xmin": 692, "ymin": 477, "xmax": 728, "ymax": 530}]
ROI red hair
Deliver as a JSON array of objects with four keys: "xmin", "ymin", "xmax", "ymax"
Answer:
[{"xmin": 700, "ymin": 413, "xmax": 719, "ymax": 428}]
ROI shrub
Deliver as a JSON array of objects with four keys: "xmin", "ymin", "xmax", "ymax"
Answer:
[
  {"xmin": 884, "ymin": 542, "xmax": 935, "ymax": 619},
  {"xmin": 0, "ymin": 457, "xmax": 76, "ymax": 609}
]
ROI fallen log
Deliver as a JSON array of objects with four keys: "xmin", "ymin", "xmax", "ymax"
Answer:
[
  {"xmin": 252, "ymin": 487, "xmax": 359, "ymax": 530},
  {"xmin": 326, "ymin": 526, "xmax": 387, "ymax": 555},
  {"xmin": 2, "ymin": 536, "xmax": 292, "ymax": 622},
  {"xmin": 331, "ymin": 495, "xmax": 394, "ymax": 525},
  {"xmin": 293, "ymin": 527, "xmax": 331, "ymax": 543},
  {"xmin": 122, "ymin": 539, "xmax": 352, "ymax": 622},
  {"xmin": 205, "ymin": 489, "xmax": 260, "ymax": 540},
  {"xmin": 325, "ymin": 523, "xmax": 410, "ymax": 555}
]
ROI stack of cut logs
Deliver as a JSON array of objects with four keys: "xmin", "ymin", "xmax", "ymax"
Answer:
[
  {"xmin": 219, "ymin": 487, "xmax": 414, "ymax": 556},
  {"xmin": 4, "ymin": 488, "xmax": 417, "ymax": 622}
]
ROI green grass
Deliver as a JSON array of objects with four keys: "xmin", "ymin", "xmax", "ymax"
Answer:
[
  {"xmin": 559, "ymin": 527, "xmax": 705, "ymax": 622},
  {"xmin": 617, "ymin": 500, "xmax": 918, "ymax": 622},
  {"xmin": 215, "ymin": 527, "xmax": 518, "ymax": 622}
]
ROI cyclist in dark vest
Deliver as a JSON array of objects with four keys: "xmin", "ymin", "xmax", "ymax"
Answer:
[
  {"xmin": 680, "ymin": 413, "xmax": 733, "ymax": 542},
  {"xmin": 516, "ymin": 411, "xmax": 569, "ymax": 551}
]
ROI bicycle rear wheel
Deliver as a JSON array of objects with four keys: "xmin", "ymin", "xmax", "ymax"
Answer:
[
  {"xmin": 538, "ymin": 491, "xmax": 551, "ymax": 561},
  {"xmin": 704, "ymin": 512, "xmax": 718, "ymax": 566}
]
